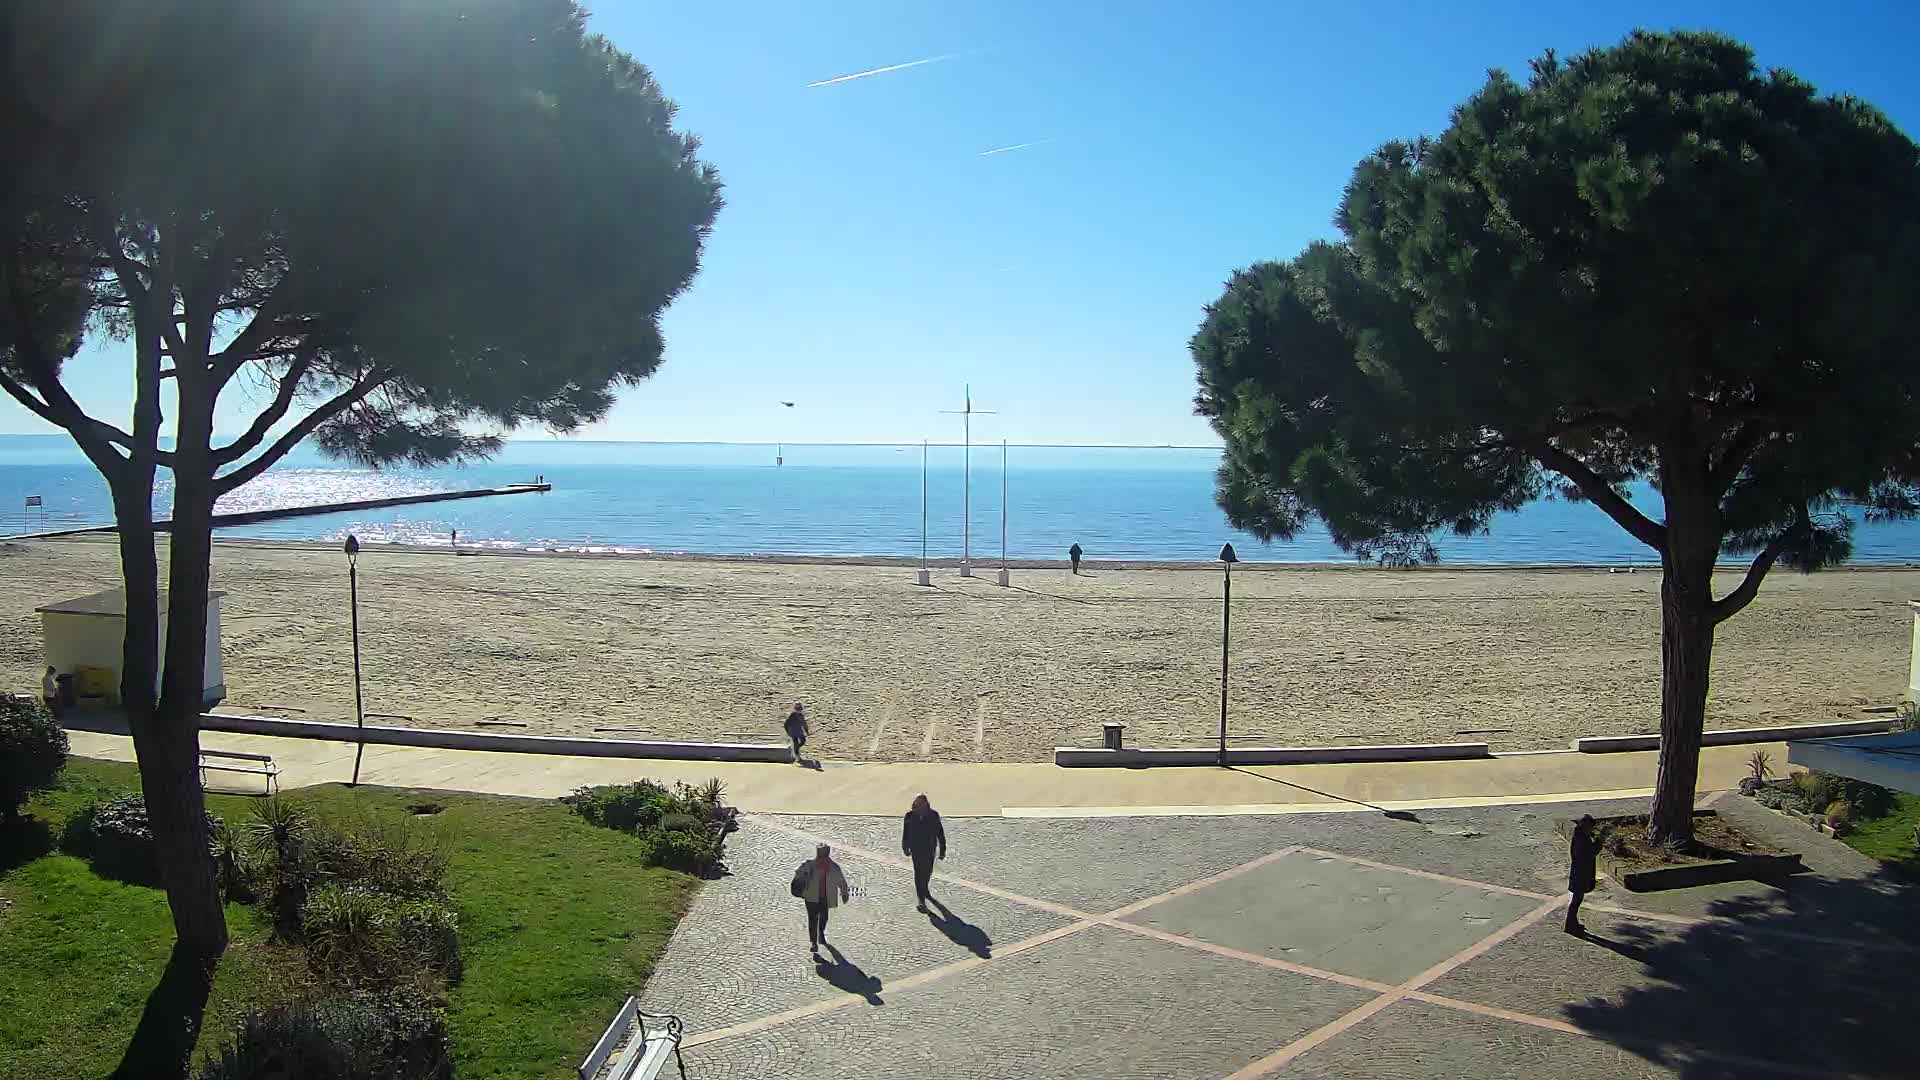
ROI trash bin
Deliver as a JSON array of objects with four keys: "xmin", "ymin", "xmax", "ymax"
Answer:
[
  {"xmin": 1102, "ymin": 722, "xmax": 1125, "ymax": 751},
  {"xmin": 55, "ymin": 673, "xmax": 77, "ymax": 710}
]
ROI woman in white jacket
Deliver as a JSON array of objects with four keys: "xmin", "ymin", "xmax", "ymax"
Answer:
[{"xmin": 799, "ymin": 843, "xmax": 850, "ymax": 957}]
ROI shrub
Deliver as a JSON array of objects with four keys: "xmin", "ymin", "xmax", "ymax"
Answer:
[
  {"xmin": 645, "ymin": 828, "xmax": 722, "ymax": 875},
  {"xmin": 659, "ymin": 812, "xmax": 704, "ymax": 833},
  {"xmin": 1826, "ymin": 799, "xmax": 1855, "ymax": 834},
  {"xmin": 60, "ymin": 794, "xmax": 221, "ymax": 885},
  {"xmin": 1791, "ymin": 771, "xmax": 1833, "ymax": 813},
  {"xmin": 562, "ymin": 780, "xmax": 677, "ymax": 833},
  {"xmin": 0, "ymin": 695, "xmax": 67, "ymax": 820},
  {"xmin": 210, "ymin": 819, "xmax": 259, "ymax": 901},
  {"xmin": 1746, "ymin": 750, "xmax": 1773, "ymax": 785},
  {"xmin": 1895, "ymin": 701, "xmax": 1920, "ymax": 733},
  {"xmin": 1825, "ymin": 775, "xmax": 1896, "ymax": 820},
  {"xmin": 198, "ymin": 987, "xmax": 452, "ymax": 1080},
  {"xmin": 302, "ymin": 884, "xmax": 462, "ymax": 988}
]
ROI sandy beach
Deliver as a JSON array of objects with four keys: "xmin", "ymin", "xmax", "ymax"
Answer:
[{"xmin": 2, "ymin": 537, "xmax": 1913, "ymax": 762}]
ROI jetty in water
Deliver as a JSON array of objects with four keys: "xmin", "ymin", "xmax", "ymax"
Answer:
[{"xmin": 6, "ymin": 483, "xmax": 551, "ymax": 539}]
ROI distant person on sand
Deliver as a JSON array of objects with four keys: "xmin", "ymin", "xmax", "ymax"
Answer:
[
  {"xmin": 1565, "ymin": 814, "xmax": 1598, "ymax": 934},
  {"xmin": 784, "ymin": 702, "xmax": 809, "ymax": 762},
  {"xmin": 901, "ymin": 794, "xmax": 947, "ymax": 911},
  {"xmin": 793, "ymin": 843, "xmax": 850, "ymax": 958},
  {"xmin": 1068, "ymin": 542, "xmax": 1083, "ymax": 575}
]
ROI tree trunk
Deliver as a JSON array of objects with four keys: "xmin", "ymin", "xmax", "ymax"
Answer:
[
  {"xmin": 145, "ymin": 392, "xmax": 228, "ymax": 957},
  {"xmin": 1647, "ymin": 558, "xmax": 1714, "ymax": 845},
  {"xmin": 1645, "ymin": 438, "xmax": 1722, "ymax": 848}
]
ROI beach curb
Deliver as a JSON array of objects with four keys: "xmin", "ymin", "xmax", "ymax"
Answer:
[
  {"xmin": 1570, "ymin": 718, "xmax": 1895, "ymax": 753},
  {"xmin": 199, "ymin": 712, "xmax": 795, "ymax": 763},
  {"xmin": 1052, "ymin": 742, "xmax": 1491, "ymax": 767}
]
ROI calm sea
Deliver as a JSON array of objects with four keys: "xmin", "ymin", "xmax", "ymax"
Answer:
[{"xmin": 2, "ymin": 434, "xmax": 1916, "ymax": 565}]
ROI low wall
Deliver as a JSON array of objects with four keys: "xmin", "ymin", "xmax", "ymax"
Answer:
[
  {"xmin": 1572, "ymin": 718, "xmax": 1896, "ymax": 753},
  {"xmin": 1054, "ymin": 742, "xmax": 1491, "ymax": 768},
  {"xmin": 199, "ymin": 712, "xmax": 794, "ymax": 763}
]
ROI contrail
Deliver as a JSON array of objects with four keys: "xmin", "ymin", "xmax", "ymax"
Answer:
[
  {"xmin": 807, "ymin": 52, "xmax": 962, "ymax": 88},
  {"xmin": 978, "ymin": 138, "xmax": 1056, "ymax": 156}
]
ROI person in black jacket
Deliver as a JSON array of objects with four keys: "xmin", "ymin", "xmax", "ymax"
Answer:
[
  {"xmin": 902, "ymin": 794, "xmax": 947, "ymax": 911},
  {"xmin": 1565, "ymin": 814, "xmax": 1599, "ymax": 935}
]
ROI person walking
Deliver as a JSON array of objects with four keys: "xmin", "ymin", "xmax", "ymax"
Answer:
[
  {"xmin": 793, "ymin": 843, "xmax": 849, "ymax": 957},
  {"xmin": 1565, "ymin": 814, "xmax": 1599, "ymax": 934},
  {"xmin": 42, "ymin": 666, "xmax": 61, "ymax": 717},
  {"xmin": 784, "ymin": 702, "xmax": 808, "ymax": 762},
  {"xmin": 901, "ymin": 794, "xmax": 947, "ymax": 911},
  {"xmin": 1068, "ymin": 542, "xmax": 1083, "ymax": 575}
]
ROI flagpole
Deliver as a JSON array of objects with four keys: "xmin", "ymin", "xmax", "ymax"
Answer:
[
  {"xmin": 997, "ymin": 439, "xmax": 1010, "ymax": 587},
  {"xmin": 915, "ymin": 439, "xmax": 931, "ymax": 586}
]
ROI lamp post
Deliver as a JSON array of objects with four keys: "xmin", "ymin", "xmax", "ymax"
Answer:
[
  {"xmin": 346, "ymin": 534, "xmax": 366, "ymax": 786},
  {"xmin": 1218, "ymin": 542, "xmax": 1238, "ymax": 767}
]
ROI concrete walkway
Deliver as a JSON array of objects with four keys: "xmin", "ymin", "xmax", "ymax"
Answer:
[
  {"xmin": 642, "ymin": 797, "xmax": 1918, "ymax": 1078},
  {"xmin": 68, "ymin": 727, "xmax": 1770, "ymax": 816}
]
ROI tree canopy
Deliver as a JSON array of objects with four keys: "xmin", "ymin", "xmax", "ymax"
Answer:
[
  {"xmin": 1195, "ymin": 30, "xmax": 1920, "ymax": 576},
  {"xmin": 3, "ymin": 0, "xmax": 722, "ymax": 483}
]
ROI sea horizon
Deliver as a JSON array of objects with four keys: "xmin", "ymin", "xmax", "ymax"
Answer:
[{"xmin": 4, "ymin": 433, "xmax": 1918, "ymax": 566}]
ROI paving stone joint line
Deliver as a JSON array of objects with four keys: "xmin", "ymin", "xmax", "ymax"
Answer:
[{"xmin": 697, "ymin": 815, "xmax": 1907, "ymax": 1078}]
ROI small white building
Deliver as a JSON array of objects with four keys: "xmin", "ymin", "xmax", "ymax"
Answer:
[
  {"xmin": 36, "ymin": 589, "xmax": 226, "ymax": 708},
  {"xmin": 1910, "ymin": 600, "xmax": 1919, "ymax": 701}
]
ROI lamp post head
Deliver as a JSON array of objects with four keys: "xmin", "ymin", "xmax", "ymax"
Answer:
[
  {"xmin": 1219, "ymin": 542, "xmax": 1238, "ymax": 565},
  {"xmin": 344, "ymin": 534, "xmax": 360, "ymax": 561}
]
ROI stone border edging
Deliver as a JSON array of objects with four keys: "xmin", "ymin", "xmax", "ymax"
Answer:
[
  {"xmin": 199, "ymin": 712, "xmax": 795, "ymax": 763},
  {"xmin": 1572, "ymin": 718, "xmax": 1895, "ymax": 753},
  {"xmin": 1052, "ymin": 742, "xmax": 1491, "ymax": 768}
]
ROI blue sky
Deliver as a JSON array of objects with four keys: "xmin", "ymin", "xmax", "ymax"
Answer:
[{"xmin": 6, "ymin": 0, "xmax": 1918, "ymax": 447}]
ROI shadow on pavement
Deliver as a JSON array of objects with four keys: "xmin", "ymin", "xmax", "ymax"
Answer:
[
  {"xmin": 816, "ymin": 944, "xmax": 884, "ymax": 1005},
  {"xmin": 926, "ymin": 896, "xmax": 993, "ymax": 958},
  {"xmin": 1226, "ymin": 765, "xmax": 1424, "ymax": 822},
  {"xmin": 1564, "ymin": 865, "xmax": 1919, "ymax": 1078},
  {"xmin": 110, "ymin": 942, "xmax": 218, "ymax": 1080}
]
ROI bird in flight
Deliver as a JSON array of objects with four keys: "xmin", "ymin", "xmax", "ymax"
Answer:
[{"xmin": 779, "ymin": 401, "xmax": 795, "ymax": 407}]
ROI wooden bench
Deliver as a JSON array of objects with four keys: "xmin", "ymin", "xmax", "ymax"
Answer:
[
  {"xmin": 578, "ymin": 996, "xmax": 686, "ymax": 1080},
  {"xmin": 198, "ymin": 749, "xmax": 280, "ymax": 796}
]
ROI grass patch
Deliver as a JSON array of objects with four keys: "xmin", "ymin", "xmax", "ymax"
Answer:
[
  {"xmin": 1841, "ymin": 791, "xmax": 1920, "ymax": 875},
  {"xmin": 0, "ymin": 758, "xmax": 697, "ymax": 1079}
]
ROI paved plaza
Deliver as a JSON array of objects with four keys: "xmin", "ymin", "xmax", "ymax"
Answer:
[{"xmin": 642, "ymin": 796, "xmax": 1919, "ymax": 1079}]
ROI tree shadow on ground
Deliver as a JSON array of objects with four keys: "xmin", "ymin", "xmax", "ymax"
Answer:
[
  {"xmin": 926, "ymin": 896, "xmax": 993, "ymax": 958},
  {"xmin": 0, "ymin": 815, "xmax": 53, "ymax": 874},
  {"xmin": 110, "ymin": 942, "xmax": 219, "ymax": 1080},
  {"xmin": 815, "ymin": 944, "xmax": 884, "ymax": 1005},
  {"xmin": 1564, "ymin": 865, "xmax": 1919, "ymax": 1078}
]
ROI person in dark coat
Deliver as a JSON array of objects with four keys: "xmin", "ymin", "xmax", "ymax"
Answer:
[
  {"xmin": 1565, "ymin": 814, "xmax": 1599, "ymax": 934},
  {"xmin": 1068, "ymin": 543, "xmax": 1083, "ymax": 575},
  {"xmin": 901, "ymin": 793, "xmax": 947, "ymax": 911},
  {"xmin": 784, "ymin": 702, "xmax": 808, "ymax": 763}
]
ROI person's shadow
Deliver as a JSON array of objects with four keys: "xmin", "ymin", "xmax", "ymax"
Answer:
[
  {"xmin": 815, "ymin": 944, "xmax": 884, "ymax": 1004},
  {"xmin": 926, "ymin": 896, "xmax": 993, "ymax": 958}
]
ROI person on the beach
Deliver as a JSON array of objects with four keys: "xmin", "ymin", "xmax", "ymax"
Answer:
[
  {"xmin": 795, "ymin": 843, "xmax": 850, "ymax": 957},
  {"xmin": 1068, "ymin": 542, "xmax": 1083, "ymax": 575},
  {"xmin": 42, "ymin": 666, "xmax": 61, "ymax": 716},
  {"xmin": 1565, "ymin": 814, "xmax": 1598, "ymax": 934},
  {"xmin": 902, "ymin": 793, "xmax": 947, "ymax": 911},
  {"xmin": 784, "ymin": 702, "xmax": 809, "ymax": 762}
]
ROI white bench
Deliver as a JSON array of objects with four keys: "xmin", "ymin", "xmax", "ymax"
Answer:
[
  {"xmin": 579, "ymin": 996, "xmax": 686, "ymax": 1080},
  {"xmin": 198, "ymin": 748, "xmax": 280, "ymax": 795}
]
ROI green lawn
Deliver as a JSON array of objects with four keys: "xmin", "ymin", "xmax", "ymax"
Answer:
[
  {"xmin": 0, "ymin": 758, "xmax": 698, "ymax": 1079},
  {"xmin": 1842, "ymin": 791, "xmax": 1920, "ymax": 876}
]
